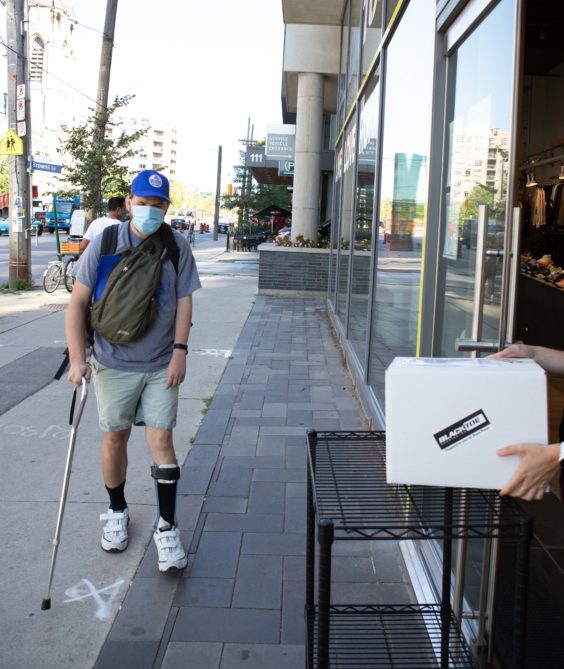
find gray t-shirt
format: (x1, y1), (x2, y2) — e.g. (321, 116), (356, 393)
(74, 223), (201, 372)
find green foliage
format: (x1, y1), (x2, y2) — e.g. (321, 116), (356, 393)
(57, 95), (147, 218)
(0, 158), (8, 193)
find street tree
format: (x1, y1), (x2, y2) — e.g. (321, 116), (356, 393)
(57, 95), (147, 220)
(0, 158), (8, 193)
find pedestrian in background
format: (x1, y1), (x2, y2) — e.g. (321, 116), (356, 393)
(66, 169), (201, 572)
(79, 196), (126, 254)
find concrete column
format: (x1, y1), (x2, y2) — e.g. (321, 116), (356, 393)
(292, 72), (324, 241)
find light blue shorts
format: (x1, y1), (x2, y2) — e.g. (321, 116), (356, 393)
(90, 357), (179, 432)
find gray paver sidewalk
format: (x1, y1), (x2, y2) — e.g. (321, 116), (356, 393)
(96, 296), (414, 669)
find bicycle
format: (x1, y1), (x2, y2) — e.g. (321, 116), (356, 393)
(42, 256), (76, 293)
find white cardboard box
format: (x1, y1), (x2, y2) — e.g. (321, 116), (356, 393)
(385, 357), (548, 489)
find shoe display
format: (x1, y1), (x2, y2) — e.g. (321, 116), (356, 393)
(100, 508), (129, 553)
(153, 524), (188, 572)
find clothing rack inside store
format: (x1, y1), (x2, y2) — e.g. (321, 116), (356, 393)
(520, 148), (564, 173)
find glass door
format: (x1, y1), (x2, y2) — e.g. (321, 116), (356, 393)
(434, 0), (521, 359)
(426, 0), (523, 662)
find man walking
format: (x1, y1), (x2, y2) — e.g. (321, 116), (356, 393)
(65, 170), (201, 572)
(79, 196), (126, 254)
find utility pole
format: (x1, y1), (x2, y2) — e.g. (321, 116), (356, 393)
(213, 145), (222, 241)
(6, 0), (31, 288)
(91, 0), (118, 221)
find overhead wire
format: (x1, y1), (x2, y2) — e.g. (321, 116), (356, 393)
(0, 36), (128, 120)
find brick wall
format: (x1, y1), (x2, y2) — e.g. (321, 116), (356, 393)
(258, 245), (330, 294)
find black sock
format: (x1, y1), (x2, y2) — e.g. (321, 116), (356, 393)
(106, 480), (127, 512)
(157, 480), (177, 527)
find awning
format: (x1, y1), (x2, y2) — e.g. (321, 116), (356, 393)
(251, 204), (292, 219)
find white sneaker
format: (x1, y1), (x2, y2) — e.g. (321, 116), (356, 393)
(153, 524), (188, 572)
(100, 508), (129, 553)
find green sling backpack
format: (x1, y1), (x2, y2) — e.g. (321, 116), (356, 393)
(89, 224), (179, 345)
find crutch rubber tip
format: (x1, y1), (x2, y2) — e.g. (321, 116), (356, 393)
(41, 598), (51, 610)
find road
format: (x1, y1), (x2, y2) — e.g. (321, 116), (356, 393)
(0, 229), (258, 287)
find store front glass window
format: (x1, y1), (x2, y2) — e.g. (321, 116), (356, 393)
(385, 0), (401, 26)
(338, 2), (350, 128)
(329, 153), (343, 306)
(368, 0), (434, 405)
(349, 74), (380, 365)
(435, 0), (513, 357)
(361, 0), (383, 77)
(335, 119), (357, 325)
(346, 0), (363, 111)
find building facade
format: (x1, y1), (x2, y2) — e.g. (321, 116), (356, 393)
(281, 0), (564, 665)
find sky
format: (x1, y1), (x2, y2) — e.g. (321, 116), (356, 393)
(66, 0), (285, 192)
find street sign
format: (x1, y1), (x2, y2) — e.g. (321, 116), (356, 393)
(0, 128), (23, 156)
(17, 121), (26, 137)
(16, 84), (25, 100)
(278, 160), (294, 176)
(16, 99), (25, 121)
(266, 124), (296, 160)
(31, 157), (62, 173)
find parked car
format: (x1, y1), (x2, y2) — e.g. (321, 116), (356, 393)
(170, 218), (185, 230)
(217, 220), (230, 234)
(0, 218), (9, 235)
(276, 227), (291, 240)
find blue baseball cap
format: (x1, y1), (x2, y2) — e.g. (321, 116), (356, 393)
(130, 169), (170, 202)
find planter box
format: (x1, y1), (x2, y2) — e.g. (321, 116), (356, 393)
(258, 243), (330, 295)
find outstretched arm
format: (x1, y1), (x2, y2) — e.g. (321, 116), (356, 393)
(498, 443), (560, 500)
(490, 344), (564, 375)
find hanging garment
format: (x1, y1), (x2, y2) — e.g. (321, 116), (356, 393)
(532, 187), (547, 228)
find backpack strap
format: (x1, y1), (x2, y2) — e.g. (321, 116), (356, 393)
(159, 224), (180, 274)
(99, 221), (179, 273)
(100, 222), (121, 255)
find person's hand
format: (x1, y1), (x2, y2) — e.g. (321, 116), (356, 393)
(497, 443), (560, 500)
(67, 361), (91, 388)
(488, 343), (535, 360)
(166, 350), (187, 389)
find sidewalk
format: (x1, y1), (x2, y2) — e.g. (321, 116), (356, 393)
(0, 241), (415, 668)
(95, 296), (415, 669)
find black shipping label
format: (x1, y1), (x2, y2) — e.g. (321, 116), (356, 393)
(433, 410), (490, 451)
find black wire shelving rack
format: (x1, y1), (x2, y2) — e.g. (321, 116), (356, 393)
(305, 430), (532, 669)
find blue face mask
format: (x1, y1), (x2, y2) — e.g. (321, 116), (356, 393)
(132, 205), (165, 235)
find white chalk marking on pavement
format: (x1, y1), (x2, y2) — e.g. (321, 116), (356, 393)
(193, 348), (232, 358)
(0, 423), (70, 440)
(64, 578), (125, 621)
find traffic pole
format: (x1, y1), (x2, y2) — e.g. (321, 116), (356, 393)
(213, 145), (222, 242)
(6, 0), (31, 288)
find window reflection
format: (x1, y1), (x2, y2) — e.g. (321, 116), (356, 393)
(347, 0), (363, 109)
(338, 2), (350, 127)
(349, 75), (380, 365)
(362, 0), (383, 76)
(335, 120), (357, 325)
(435, 0), (513, 357)
(368, 0), (434, 405)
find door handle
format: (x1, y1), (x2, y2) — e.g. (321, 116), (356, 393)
(455, 338), (499, 353)
(504, 207), (522, 345)
(454, 205), (495, 355)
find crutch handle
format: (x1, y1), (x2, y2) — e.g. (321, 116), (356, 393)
(69, 378), (88, 429)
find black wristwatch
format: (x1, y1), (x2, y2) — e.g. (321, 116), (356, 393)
(173, 343), (188, 354)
